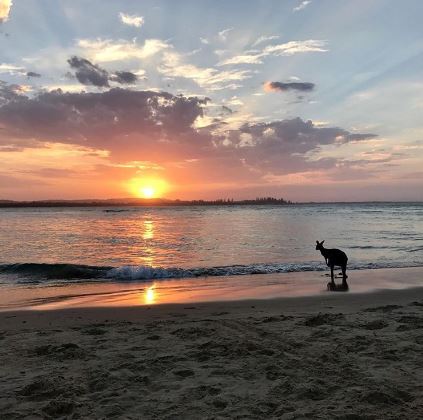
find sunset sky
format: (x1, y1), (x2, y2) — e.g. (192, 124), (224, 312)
(0, 0), (422, 201)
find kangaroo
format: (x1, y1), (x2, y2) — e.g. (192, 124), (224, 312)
(315, 240), (348, 286)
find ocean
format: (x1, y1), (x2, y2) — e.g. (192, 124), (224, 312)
(0, 203), (422, 287)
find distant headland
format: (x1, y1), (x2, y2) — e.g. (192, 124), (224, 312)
(0, 197), (293, 208)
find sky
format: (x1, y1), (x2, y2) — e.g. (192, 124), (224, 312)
(0, 0), (422, 202)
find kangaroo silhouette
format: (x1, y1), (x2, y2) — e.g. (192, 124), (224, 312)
(315, 240), (348, 286)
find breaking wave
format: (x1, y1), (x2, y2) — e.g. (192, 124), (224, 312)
(0, 260), (422, 285)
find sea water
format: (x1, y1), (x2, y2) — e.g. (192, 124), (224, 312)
(0, 203), (422, 286)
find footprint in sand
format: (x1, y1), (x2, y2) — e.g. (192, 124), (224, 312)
(32, 343), (85, 360)
(363, 305), (402, 313)
(19, 376), (74, 400)
(212, 399), (228, 410)
(265, 365), (280, 381)
(256, 316), (280, 323)
(361, 320), (388, 330)
(303, 313), (345, 327)
(42, 399), (75, 417)
(173, 369), (195, 378)
(146, 334), (161, 340)
(190, 385), (221, 399)
(396, 315), (423, 331)
(81, 327), (107, 336)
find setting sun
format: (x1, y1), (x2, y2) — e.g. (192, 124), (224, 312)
(128, 178), (168, 199)
(141, 186), (155, 198)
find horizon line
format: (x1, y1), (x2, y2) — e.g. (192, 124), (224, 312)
(0, 197), (422, 206)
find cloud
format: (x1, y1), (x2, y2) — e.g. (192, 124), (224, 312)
(0, 63), (25, 75)
(219, 39), (328, 66)
(68, 56), (110, 87)
(0, 80), (23, 104)
(159, 51), (252, 91)
(230, 118), (377, 175)
(293, 1), (312, 12)
(77, 38), (170, 62)
(119, 12), (144, 28)
(26, 71), (41, 78)
(0, 0), (12, 23)
(68, 56), (139, 87)
(218, 54), (263, 66)
(218, 28), (234, 42)
(262, 39), (327, 56)
(0, 85), (209, 152)
(0, 83), (377, 183)
(264, 81), (315, 93)
(110, 71), (137, 84)
(252, 35), (280, 47)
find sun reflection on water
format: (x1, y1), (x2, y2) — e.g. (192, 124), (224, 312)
(142, 220), (154, 240)
(144, 284), (156, 304)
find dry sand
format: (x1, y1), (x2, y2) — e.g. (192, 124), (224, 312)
(2, 284), (423, 419)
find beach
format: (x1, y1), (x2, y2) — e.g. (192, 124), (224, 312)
(2, 271), (423, 419)
(0, 205), (422, 418)
(2, 0), (423, 417)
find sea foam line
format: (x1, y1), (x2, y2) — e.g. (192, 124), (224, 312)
(1, 260), (422, 284)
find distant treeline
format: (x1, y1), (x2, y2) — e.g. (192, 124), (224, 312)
(0, 197), (293, 208)
(180, 197), (293, 205)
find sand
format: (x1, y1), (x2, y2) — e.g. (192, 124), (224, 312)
(2, 284), (423, 419)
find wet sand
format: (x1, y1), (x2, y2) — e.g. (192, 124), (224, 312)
(2, 274), (423, 419)
(2, 267), (423, 311)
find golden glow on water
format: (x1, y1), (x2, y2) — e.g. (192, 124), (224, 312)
(128, 177), (168, 199)
(140, 220), (155, 266)
(144, 284), (156, 304)
(142, 220), (154, 240)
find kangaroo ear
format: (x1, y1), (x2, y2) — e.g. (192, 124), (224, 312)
(316, 240), (319, 244)
(321, 240), (325, 244)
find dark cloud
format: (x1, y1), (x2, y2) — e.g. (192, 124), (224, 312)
(68, 56), (110, 87)
(264, 81), (315, 92)
(0, 81), (23, 105)
(110, 71), (137, 84)
(0, 82), (377, 180)
(67, 56), (140, 87)
(26, 71), (41, 78)
(224, 118), (377, 175)
(0, 86), (209, 148)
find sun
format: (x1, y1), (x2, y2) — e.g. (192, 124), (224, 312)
(141, 186), (155, 199)
(128, 177), (168, 199)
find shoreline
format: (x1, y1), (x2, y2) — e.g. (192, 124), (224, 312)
(2, 282), (423, 418)
(3, 283), (423, 326)
(1, 266), (422, 312)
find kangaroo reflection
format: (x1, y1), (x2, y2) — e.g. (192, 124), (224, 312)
(327, 281), (349, 292)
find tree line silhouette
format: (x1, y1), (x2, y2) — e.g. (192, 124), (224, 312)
(0, 197), (293, 207)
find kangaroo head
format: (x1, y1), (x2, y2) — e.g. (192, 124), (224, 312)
(315, 240), (325, 251)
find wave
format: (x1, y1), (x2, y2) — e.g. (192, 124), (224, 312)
(0, 263), (112, 281)
(0, 260), (422, 284)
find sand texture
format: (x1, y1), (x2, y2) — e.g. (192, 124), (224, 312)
(2, 287), (423, 419)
